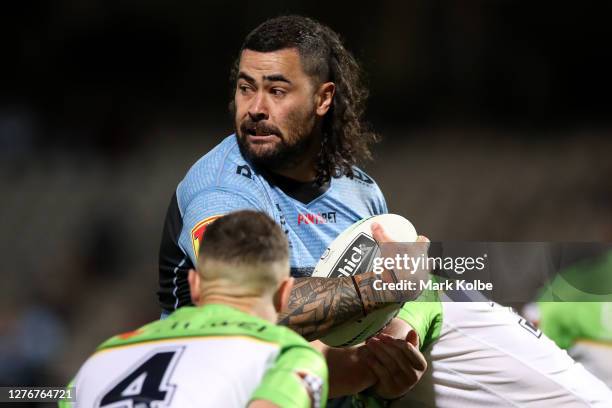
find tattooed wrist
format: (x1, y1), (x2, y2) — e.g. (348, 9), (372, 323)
(353, 271), (401, 314)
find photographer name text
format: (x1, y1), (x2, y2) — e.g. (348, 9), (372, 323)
(373, 279), (493, 292)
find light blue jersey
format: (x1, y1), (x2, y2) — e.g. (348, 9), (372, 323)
(158, 134), (387, 312)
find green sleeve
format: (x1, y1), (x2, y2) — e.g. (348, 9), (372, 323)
(57, 380), (74, 408)
(57, 399), (71, 408)
(250, 345), (328, 408)
(537, 302), (576, 349)
(396, 289), (443, 350)
(538, 301), (612, 348)
(537, 252), (612, 348)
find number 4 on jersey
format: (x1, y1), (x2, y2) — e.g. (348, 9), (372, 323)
(98, 347), (184, 407)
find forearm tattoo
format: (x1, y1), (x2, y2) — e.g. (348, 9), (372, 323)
(278, 276), (363, 340)
(278, 272), (398, 340)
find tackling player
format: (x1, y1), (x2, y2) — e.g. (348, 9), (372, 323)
(63, 211), (328, 408)
(388, 297), (612, 407)
(157, 15), (428, 399)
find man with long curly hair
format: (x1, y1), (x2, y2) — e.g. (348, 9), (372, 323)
(158, 15), (427, 403)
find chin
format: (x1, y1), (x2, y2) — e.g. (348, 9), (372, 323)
(239, 137), (280, 163)
(248, 144), (279, 160)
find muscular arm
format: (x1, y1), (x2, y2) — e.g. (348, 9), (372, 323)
(278, 271), (402, 341)
(279, 227), (429, 340)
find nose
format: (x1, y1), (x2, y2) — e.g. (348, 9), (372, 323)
(248, 91), (269, 122)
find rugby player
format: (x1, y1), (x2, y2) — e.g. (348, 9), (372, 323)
(63, 211), (328, 407)
(156, 14), (612, 407)
(387, 298), (612, 407)
(158, 15), (429, 399)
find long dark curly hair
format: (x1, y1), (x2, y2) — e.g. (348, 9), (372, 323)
(230, 15), (379, 184)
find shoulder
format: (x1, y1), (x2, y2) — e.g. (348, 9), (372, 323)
(335, 166), (384, 194)
(96, 318), (169, 352)
(333, 166), (388, 213)
(240, 318), (324, 367)
(176, 134), (265, 210)
(251, 324), (328, 408)
(275, 328), (326, 377)
(270, 324), (318, 351)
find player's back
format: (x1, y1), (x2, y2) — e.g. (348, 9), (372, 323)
(67, 304), (327, 407)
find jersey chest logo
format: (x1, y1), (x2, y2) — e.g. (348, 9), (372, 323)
(297, 211), (337, 225)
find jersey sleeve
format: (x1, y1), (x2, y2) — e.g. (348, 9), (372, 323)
(396, 289), (443, 350)
(57, 379), (75, 408)
(372, 181), (388, 215)
(250, 345), (328, 408)
(537, 302), (575, 349)
(179, 188), (269, 264)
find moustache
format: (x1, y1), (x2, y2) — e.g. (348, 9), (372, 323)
(240, 120), (282, 138)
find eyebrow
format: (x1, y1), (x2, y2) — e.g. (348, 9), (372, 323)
(238, 72), (292, 85)
(263, 74), (292, 84)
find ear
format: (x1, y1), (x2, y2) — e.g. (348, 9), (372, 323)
(273, 277), (295, 313)
(188, 269), (201, 305)
(315, 82), (335, 117)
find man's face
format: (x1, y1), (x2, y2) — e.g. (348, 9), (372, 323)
(234, 48), (320, 171)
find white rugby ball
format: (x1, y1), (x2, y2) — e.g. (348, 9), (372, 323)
(313, 214), (418, 347)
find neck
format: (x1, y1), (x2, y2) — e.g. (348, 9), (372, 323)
(273, 159), (317, 182)
(198, 294), (278, 323)
(271, 126), (323, 182)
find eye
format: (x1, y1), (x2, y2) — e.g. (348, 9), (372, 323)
(271, 88), (286, 97)
(238, 84), (253, 95)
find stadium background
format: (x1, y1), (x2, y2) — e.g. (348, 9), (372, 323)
(1, 0), (611, 395)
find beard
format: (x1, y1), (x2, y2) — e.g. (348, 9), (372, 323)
(235, 107), (319, 172)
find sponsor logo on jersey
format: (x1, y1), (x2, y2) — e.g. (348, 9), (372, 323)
(236, 164), (253, 179)
(191, 215), (223, 259)
(297, 211), (337, 225)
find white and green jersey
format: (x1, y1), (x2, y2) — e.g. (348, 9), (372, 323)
(388, 290), (612, 407)
(62, 304), (328, 408)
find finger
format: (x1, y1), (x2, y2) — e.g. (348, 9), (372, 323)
(363, 344), (405, 393)
(371, 222), (394, 243)
(375, 335), (420, 376)
(366, 337), (402, 375)
(379, 330), (427, 370)
(363, 344), (394, 385)
(398, 340), (427, 372)
(414, 236), (430, 256)
(376, 333), (426, 371)
(375, 332), (399, 341)
(406, 330), (419, 348)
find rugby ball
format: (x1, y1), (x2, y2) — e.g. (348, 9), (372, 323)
(313, 214), (418, 347)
